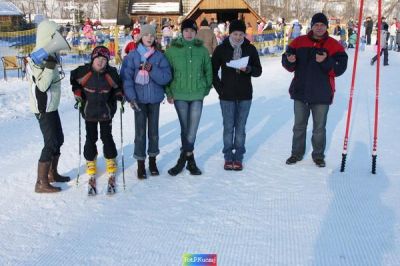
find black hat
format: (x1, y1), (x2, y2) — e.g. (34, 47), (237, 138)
(229, 19), (246, 34)
(311, 13), (329, 28)
(181, 19), (198, 33)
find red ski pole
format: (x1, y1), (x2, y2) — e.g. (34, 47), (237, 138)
(372, 0), (382, 174)
(340, 0), (365, 172)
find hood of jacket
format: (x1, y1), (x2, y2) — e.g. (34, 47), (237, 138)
(34, 20), (60, 51)
(170, 37), (204, 48)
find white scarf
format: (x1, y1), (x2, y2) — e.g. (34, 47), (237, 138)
(228, 36), (244, 60)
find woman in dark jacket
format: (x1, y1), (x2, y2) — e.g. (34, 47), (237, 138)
(71, 46), (124, 195)
(212, 20), (262, 171)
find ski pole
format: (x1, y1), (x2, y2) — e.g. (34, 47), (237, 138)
(372, 0), (383, 174)
(340, 0), (365, 172)
(120, 102), (126, 190)
(75, 101), (82, 186)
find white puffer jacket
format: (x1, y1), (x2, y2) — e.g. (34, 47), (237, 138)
(28, 20), (62, 114)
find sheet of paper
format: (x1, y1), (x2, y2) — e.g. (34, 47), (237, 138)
(226, 56), (249, 69)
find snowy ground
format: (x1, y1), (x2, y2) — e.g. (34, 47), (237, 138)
(0, 46), (400, 265)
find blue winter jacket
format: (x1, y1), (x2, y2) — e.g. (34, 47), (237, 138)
(122, 49), (172, 104)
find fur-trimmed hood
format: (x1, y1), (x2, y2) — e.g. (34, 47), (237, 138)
(34, 20), (60, 51)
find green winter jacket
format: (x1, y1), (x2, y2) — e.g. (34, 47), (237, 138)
(28, 21), (62, 114)
(165, 37), (212, 101)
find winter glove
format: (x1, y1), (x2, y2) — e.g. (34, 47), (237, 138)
(141, 62), (152, 72)
(44, 56), (57, 70)
(74, 89), (83, 103)
(130, 100), (141, 112)
(115, 92), (125, 103)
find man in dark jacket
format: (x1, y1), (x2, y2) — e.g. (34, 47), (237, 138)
(365, 16), (374, 45)
(212, 19), (262, 171)
(282, 13), (348, 167)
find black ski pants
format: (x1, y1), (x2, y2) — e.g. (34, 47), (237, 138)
(36, 111), (64, 162)
(84, 120), (117, 161)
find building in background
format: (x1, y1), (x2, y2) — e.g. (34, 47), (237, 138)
(0, 1), (26, 31)
(185, 0), (262, 28)
(129, 0), (182, 29)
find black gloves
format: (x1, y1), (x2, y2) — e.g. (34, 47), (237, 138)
(44, 56), (57, 69)
(140, 62), (152, 72)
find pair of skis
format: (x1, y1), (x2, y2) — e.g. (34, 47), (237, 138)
(88, 175), (116, 196)
(340, 0), (382, 174)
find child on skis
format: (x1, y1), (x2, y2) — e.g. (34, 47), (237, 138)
(70, 46), (124, 195)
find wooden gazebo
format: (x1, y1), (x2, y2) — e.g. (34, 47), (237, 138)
(185, 0), (262, 28)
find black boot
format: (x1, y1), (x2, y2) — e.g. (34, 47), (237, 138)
(149, 156), (159, 176)
(48, 155), (71, 183)
(186, 153), (202, 175)
(168, 152), (186, 176)
(137, 160), (147, 179)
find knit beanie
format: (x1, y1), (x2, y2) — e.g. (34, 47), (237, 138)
(131, 28), (140, 37)
(137, 24), (156, 42)
(91, 45), (110, 62)
(229, 20), (246, 34)
(181, 19), (198, 33)
(311, 13), (329, 28)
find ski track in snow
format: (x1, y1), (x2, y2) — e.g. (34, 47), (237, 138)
(0, 49), (400, 265)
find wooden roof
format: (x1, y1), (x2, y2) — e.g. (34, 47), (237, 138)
(186, 0), (262, 20)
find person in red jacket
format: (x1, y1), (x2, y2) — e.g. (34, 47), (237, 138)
(282, 13), (348, 167)
(122, 28), (140, 58)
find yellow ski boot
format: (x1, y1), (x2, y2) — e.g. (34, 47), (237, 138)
(86, 160), (97, 176)
(106, 158), (117, 177)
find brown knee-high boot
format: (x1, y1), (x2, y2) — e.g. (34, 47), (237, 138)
(35, 161), (61, 193)
(48, 155), (71, 183)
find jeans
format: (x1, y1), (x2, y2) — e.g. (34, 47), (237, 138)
(134, 103), (160, 160)
(36, 111), (64, 162)
(220, 100), (252, 162)
(366, 33), (372, 45)
(84, 120), (117, 161)
(174, 100), (203, 153)
(389, 35), (396, 50)
(291, 100), (329, 160)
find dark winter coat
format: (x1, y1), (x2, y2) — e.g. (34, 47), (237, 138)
(122, 48), (172, 104)
(365, 20), (374, 35)
(282, 31), (348, 105)
(211, 38), (262, 101)
(71, 64), (122, 122)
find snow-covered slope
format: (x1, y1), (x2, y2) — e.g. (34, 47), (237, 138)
(0, 48), (399, 265)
